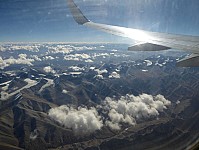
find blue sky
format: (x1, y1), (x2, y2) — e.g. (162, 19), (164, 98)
(0, 0), (199, 43)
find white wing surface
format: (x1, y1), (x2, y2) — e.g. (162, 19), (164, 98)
(67, 0), (199, 67)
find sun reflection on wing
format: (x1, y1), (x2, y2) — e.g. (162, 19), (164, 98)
(123, 28), (153, 42)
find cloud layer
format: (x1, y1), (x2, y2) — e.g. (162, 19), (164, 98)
(0, 45), (40, 52)
(0, 54), (34, 69)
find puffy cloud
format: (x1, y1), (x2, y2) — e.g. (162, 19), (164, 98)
(111, 49), (118, 52)
(48, 105), (103, 135)
(43, 56), (55, 60)
(43, 66), (56, 74)
(0, 57), (9, 69)
(64, 53), (91, 61)
(30, 55), (42, 61)
(70, 45), (96, 51)
(69, 66), (85, 71)
(106, 121), (121, 130)
(47, 45), (72, 54)
(91, 53), (109, 59)
(109, 72), (120, 79)
(103, 94), (171, 130)
(89, 67), (95, 70)
(48, 94), (171, 134)
(18, 54), (27, 59)
(80, 54), (91, 59)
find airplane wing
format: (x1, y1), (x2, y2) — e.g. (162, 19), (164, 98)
(67, 0), (199, 67)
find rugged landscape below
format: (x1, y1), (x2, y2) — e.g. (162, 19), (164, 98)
(0, 43), (199, 150)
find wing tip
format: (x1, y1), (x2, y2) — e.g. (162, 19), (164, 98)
(67, 0), (90, 25)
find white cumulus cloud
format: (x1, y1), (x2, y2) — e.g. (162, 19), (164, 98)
(48, 93), (171, 134)
(69, 66), (85, 72)
(48, 105), (103, 135)
(109, 72), (120, 79)
(70, 45), (96, 51)
(43, 56), (55, 60)
(43, 66), (56, 74)
(47, 45), (72, 54)
(103, 94), (171, 130)
(64, 53), (91, 62)
(30, 55), (42, 61)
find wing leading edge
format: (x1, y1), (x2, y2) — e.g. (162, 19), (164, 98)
(67, 0), (199, 67)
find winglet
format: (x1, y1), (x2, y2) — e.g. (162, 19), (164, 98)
(176, 54), (199, 67)
(67, 0), (90, 25)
